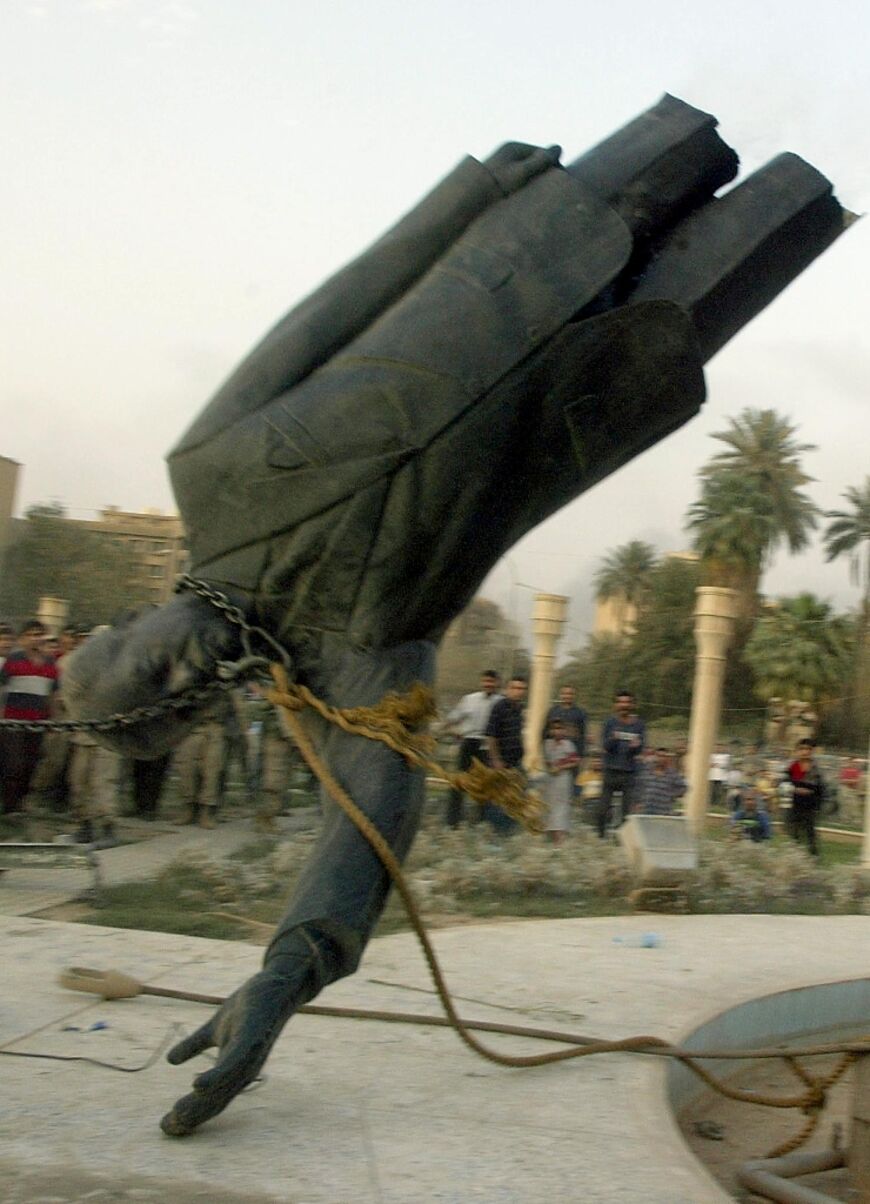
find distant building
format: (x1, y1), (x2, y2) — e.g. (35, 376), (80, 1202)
(592, 593), (637, 638)
(592, 551), (699, 638)
(80, 506), (187, 607)
(0, 456), (21, 559)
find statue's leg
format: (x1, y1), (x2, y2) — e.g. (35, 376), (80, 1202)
(268, 635), (435, 973)
(159, 635), (435, 1136)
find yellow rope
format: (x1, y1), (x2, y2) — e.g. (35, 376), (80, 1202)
(263, 664), (859, 1155)
(265, 665), (546, 832)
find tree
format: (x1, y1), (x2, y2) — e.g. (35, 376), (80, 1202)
(559, 634), (630, 720)
(628, 555), (701, 716)
(686, 474), (777, 597)
(823, 478), (870, 608)
(0, 503), (140, 625)
(743, 594), (854, 713)
(436, 597), (525, 702)
(686, 409), (819, 623)
(823, 477), (870, 743)
(562, 555), (701, 724)
(594, 540), (657, 607)
(700, 407), (819, 555)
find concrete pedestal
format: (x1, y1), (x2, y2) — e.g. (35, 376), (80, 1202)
(2, 914), (868, 1203)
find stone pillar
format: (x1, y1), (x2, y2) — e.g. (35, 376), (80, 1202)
(524, 593), (568, 772)
(684, 587), (740, 837)
(37, 596), (69, 636)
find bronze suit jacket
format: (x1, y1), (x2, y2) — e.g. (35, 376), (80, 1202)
(169, 155), (705, 649)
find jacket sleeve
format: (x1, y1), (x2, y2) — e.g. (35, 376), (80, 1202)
(172, 156), (506, 454)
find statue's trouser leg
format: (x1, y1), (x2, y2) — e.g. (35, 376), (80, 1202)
(262, 638), (435, 989)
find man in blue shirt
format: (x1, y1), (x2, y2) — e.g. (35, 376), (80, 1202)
(597, 690), (645, 837)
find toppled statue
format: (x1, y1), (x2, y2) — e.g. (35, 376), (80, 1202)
(64, 95), (850, 1135)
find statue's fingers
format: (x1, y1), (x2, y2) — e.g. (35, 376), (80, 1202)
(166, 1022), (215, 1066)
(191, 1037), (267, 1094)
(159, 1082), (239, 1137)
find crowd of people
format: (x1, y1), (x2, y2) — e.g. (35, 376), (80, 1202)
(0, 617), (313, 842)
(442, 668), (864, 857)
(1, 626), (864, 858)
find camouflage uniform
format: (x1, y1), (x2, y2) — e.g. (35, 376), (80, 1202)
(173, 707), (228, 828)
(69, 732), (121, 840)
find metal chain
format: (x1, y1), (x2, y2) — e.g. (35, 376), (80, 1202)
(0, 679), (231, 734)
(0, 575), (291, 735)
(173, 574), (293, 673)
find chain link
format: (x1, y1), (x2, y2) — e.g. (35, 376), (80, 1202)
(0, 679), (231, 734)
(0, 576), (291, 735)
(173, 573), (293, 672)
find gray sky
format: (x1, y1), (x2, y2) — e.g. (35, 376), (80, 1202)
(3, 0), (868, 649)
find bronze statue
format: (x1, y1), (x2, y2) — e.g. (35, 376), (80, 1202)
(63, 95), (849, 1135)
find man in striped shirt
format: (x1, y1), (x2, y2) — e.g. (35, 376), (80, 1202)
(0, 619), (59, 813)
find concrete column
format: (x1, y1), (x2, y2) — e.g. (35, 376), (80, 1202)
(524, 593), (567, 772)
(37, 596), (69, 636)
(684, 587), (740, 837)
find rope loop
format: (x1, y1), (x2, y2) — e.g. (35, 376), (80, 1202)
(264, 664), (546, 833)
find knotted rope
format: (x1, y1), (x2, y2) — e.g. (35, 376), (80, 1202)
(264, 665), (545, 832)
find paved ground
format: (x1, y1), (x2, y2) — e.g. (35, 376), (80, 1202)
(0, 913), (868, 1202)
(0, 808), (319, 916)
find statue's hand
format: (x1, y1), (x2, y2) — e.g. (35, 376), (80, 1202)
(160, 966), (298, 1137)
(62, 593), (244, 758)
(483, 142), (562, 195)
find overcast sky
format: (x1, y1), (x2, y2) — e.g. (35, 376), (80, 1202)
(3, 0), (868, 649)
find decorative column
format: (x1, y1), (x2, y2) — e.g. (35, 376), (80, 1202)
(37, 596), (69, 636)
(684, 587), (740, 836)
(524, 593), (568, 772)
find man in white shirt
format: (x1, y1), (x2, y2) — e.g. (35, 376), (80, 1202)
(708, 743), (730, 809)
(444, 669), (501, 827)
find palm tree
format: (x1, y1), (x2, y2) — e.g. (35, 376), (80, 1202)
(823, 478), (870, 608)
(687, 409), (819, 610)
(700, 408), (820, 557)
(594, 540), (657, 606)
(823, 478), (870, 740)
(744, 594), (854, 712)
(594, 541), (657, 640)
(686, 473), (777, 597)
